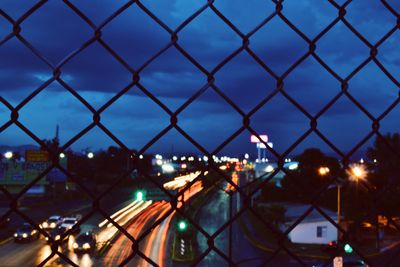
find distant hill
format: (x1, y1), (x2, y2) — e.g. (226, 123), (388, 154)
(0, 144), (39, 154)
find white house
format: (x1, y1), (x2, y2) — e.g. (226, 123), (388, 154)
(283, 204), (339, 244)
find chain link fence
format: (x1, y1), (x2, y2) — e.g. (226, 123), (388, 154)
(1, 0), (400, 266)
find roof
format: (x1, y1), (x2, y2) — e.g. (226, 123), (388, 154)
(284, 204), (338, 224)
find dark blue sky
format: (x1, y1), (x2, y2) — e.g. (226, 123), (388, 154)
(1, 0), (399, 158)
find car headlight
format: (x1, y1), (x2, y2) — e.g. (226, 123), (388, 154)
(31, 230), (37, 235)
(50, 222), (56, 228)
(45, 237), (49, 241)
(42, 222), (48, 228)
(14, 233), (18, 238)
(68, 226), (72, 230)
(82, 243), (91, 249)
(22, 233), (28, 238)
(55, 235), (60, 241)
(73, 243), (78, 249)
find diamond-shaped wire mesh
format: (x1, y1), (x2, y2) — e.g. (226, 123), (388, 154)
(1, 0), (400, 266)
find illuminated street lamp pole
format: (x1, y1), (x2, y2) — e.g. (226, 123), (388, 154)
(319, 164), (368, 243)
(318, 166), (341, 242)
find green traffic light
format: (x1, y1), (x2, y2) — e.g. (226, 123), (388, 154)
(344, 243), (353, 253)
(136, 191), (144, 201)
(178, 221), (187, 231)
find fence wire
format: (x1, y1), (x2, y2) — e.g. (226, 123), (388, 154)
(1, 0), (400, 266)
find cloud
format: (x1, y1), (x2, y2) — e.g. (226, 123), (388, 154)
(1, 1), (399, 154)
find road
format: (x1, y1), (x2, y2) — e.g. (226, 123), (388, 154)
(0, 171), (204, 267)
(103, 201), (174, 266)
(0, 187), (145, 267)
(103, 179), (203, 266)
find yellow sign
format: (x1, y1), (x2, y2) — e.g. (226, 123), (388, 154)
(25, 150), (49, 162)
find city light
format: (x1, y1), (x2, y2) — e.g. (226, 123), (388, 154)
(318, 167), (330, 176)
(288, 162), (298, 170)
(178, 221), (187, 231)
(172, 156), (178, 161)
(87, 152), (94, 159)
(347, 164), (367, 182)
(265, 165), (274, 173)
(136, 191), (144, 201)
(59, 153), (65, 159)
(162, 164), (175, 173)
(4, 151), (13, 159)
(244, 153), (249, 159)
(344, 243), (353, 253)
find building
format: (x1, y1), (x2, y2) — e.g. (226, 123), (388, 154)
(282, 204), (339, 244)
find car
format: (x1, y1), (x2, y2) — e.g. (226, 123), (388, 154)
(40, 215), (63, 230)
(72, 231), (97, 253)
(14, 223), (40, 242)
(45, 227), (69, 243)
(60, 217), (80, 233)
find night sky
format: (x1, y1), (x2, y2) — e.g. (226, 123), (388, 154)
(1, 0), (399, 158)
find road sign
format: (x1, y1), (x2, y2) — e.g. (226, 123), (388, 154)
(333, 256), (343, 267)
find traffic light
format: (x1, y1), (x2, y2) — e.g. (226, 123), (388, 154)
(136, 191), (144, 201)
(344, 243), (353, 253)
(178, 220), (187, 231)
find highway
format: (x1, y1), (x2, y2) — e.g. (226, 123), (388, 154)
(0, 172), (203, 266)
(104, 179), (203, 266)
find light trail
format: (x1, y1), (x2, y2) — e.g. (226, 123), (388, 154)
(163, 171), (202, 190)
(97, 200), (153, 244)
(104, 171), (205, 266)
(105, 204), (159, 266)
(104, 202), (168, 266)
(98, 200), (141, 228)
(142, 204), (172, 267)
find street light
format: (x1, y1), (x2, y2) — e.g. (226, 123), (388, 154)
(4, 151), (13, 159)
(318, 166), (330, 176)
(87, 152), (94, 159)
(319, 164), (369, 243)
(347, 164), (367, 182)
(318, 166), (341, 242)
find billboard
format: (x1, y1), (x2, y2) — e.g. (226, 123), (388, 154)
(250, 134), (268, 143)
(25, 150), (50, 184)
(25, 150), (49, 162)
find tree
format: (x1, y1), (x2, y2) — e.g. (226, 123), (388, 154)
(367, 133), (400, 187)
(367, 133), (400, 216)
(281, 148), (342, 203)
